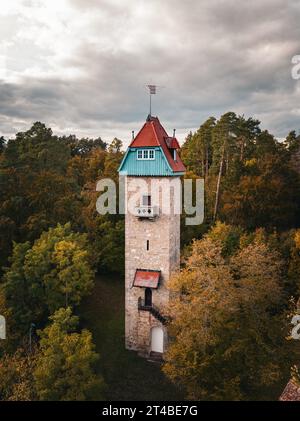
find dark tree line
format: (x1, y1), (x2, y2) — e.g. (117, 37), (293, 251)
(1, 115), (300, 401)
(0, 122), (124, 274)
(181, 112), (300, 235)
(0, 122), (121, 400)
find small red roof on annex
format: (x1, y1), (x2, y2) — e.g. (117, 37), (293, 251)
(133, 269), (161, 289)
(129, 116), (186, 173)
(165, 137), (180, 149)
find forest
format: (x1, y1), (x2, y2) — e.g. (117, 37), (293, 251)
(1, 112), (300, 401)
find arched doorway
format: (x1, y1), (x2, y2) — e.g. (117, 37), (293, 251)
(151, 326), (164, 353)
(145, 288), (152, 307)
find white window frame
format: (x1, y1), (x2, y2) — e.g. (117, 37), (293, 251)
(136, 149), (155, 160)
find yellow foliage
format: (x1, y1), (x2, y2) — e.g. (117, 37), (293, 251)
(294, 230), (300, 250)
(164, 229), (286, 400)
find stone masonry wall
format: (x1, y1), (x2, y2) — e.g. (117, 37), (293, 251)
(124, 176), (181, 355)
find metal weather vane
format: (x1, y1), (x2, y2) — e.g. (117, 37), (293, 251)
(146, 84), (166, 116)
(147, 84), (157, 116)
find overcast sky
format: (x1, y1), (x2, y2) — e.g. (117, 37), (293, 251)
(0, 0), (299, 146)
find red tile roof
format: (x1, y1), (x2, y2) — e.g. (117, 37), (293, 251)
(129, 116), (186, 173)
(133, 269), (161, 288)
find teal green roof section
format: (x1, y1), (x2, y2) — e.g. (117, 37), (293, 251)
(118, 147), (183, 176)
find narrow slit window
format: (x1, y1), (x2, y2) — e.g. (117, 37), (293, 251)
(145, 288), (152, 306)
(146, 240), (149, 250)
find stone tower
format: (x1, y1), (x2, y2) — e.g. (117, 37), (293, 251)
(118, 115), (185, 357)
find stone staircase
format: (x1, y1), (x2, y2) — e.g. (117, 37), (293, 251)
(138, 297), (168, 325)
(149, 305), (168, 325)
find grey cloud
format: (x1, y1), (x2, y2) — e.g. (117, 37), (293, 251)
(0, 0), (299, 144)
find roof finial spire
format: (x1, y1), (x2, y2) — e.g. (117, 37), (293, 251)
(147, 84), (157, 116)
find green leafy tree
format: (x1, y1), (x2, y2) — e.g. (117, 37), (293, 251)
(34, 307), (105, 401)
(284, 130), (300, 153)
(103, 138), (124, 181)
(2, 223), (94, 337)
(211, 112), (238, 220)
(0, 122), (82, 268)
(60, 134), (107, 157)
(221, 152), (300, 230)
(80, 139), (125, 273)
(0, 136), (5, 154)
(5, 122), (70, 173)
(181, 117), (215, 178)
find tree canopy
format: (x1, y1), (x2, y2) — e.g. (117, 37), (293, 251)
(181, 112), (300, 236)
(34, 307), (105, 401)
(164, 224), (294, 400)
(2, 223), (94, 339)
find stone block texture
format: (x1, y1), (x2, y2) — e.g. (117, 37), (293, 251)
(124, 176), (181, 356)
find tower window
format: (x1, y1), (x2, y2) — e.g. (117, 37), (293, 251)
(145, 288), (152, 307)
(142, 195), (151, 206)
(136, 149), (155, 160)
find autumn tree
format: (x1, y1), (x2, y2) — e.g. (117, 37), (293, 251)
(288, 295), (300, 388)
(287, 230), (300, 296)
(163, 226), (291, 400)
(34, 307), (105, 401)
(67, 148), (107, 188)
(0, 349), (36, 401)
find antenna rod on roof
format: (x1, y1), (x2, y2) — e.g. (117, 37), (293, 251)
(147, 84), (157, 116)
(132, 130), (134, 140)
(173, 129), (176, 137)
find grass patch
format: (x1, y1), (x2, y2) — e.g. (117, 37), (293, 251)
(80, 273), (184, 401)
